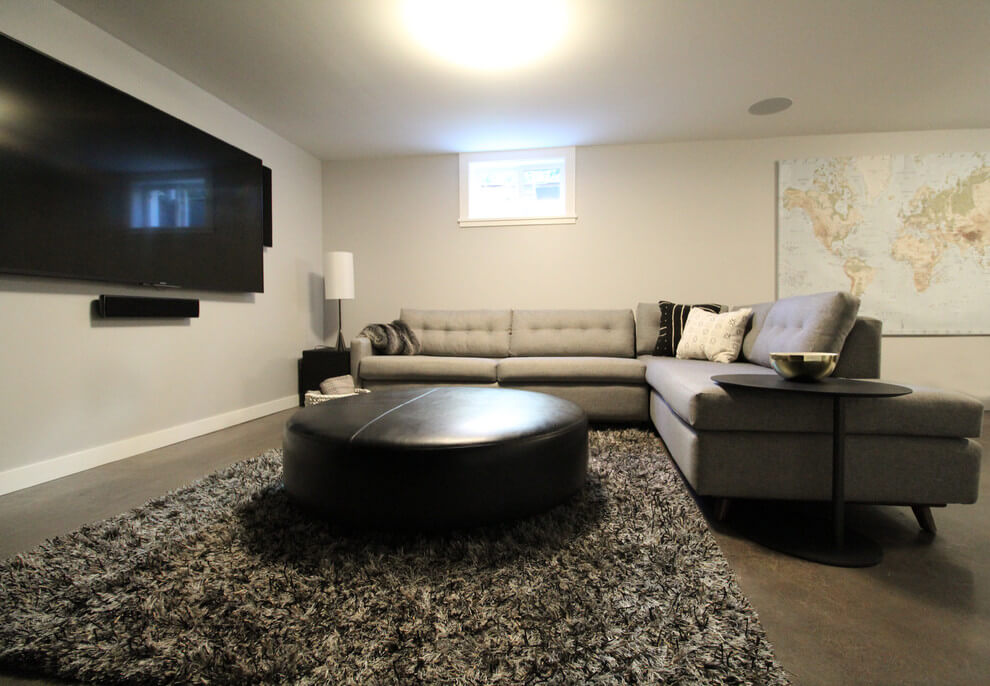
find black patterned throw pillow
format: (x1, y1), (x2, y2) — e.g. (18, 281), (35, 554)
(653, 301), (721, 357)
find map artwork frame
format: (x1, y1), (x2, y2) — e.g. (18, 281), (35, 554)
(776, 153), (990, 335)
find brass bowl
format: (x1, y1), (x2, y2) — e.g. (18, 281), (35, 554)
(769, 352), (838, 381)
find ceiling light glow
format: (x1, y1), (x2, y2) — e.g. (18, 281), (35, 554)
(403, 0), (568, 71)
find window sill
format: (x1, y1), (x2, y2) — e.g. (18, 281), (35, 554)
(459, 215), (577, 228)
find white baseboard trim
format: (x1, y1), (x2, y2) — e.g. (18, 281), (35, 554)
(0, 395), (298, 497)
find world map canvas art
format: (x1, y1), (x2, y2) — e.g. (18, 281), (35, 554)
(777, 153), (989, 335)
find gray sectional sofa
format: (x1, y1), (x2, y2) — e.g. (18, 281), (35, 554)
(351, 296), (983, 528)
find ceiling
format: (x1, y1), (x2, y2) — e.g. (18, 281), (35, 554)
(54, 0), (990, 161)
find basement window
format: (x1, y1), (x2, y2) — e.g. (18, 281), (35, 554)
(459, 147), (576, 227)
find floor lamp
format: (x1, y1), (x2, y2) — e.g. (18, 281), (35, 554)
(324, 251), (354, 351)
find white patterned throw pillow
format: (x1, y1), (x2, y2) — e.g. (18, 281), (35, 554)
(676, 307), (753, 363)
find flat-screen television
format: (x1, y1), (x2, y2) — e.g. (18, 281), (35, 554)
(0, 33), (264, 292)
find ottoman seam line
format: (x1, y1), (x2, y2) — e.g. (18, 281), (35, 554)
(349, 388), (439, 442)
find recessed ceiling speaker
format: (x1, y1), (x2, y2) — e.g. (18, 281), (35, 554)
(95, 295), (200, 319)
(748, 97), (793, 115)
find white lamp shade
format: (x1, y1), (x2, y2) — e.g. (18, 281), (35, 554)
(323, 251), (355, 300)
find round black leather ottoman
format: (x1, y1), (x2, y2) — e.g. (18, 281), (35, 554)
(282, 387), (588, 529)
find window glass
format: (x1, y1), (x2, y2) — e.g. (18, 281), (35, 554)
(459, 147), (575, 226)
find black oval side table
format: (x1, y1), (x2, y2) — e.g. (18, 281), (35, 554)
(712, 374), (912, 567)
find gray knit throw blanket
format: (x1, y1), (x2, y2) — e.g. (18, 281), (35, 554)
(359, 320), (422, 355)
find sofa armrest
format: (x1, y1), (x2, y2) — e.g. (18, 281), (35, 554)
(350, 336), (373, 387)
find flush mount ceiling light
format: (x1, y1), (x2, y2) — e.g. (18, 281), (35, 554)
(403, 0), (568, 71)
(748, 97), (793, 115)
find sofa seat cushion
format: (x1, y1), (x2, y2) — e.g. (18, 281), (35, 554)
(497, 356), (646, 384)
(641, 355), (983, 438)
(360, 355), (498, 383)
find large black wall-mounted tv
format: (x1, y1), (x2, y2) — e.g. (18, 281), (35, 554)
(0, 33), (264, 292)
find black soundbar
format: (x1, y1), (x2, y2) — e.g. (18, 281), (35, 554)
(95, 295), (200, 318)
(262, 165), (273, 248)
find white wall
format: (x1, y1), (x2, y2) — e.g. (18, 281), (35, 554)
(324, 131), (990, 405)
(0, 1), (324, 492)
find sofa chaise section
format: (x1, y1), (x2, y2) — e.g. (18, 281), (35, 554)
(636, 298), (983, 519)
(646, 356), (982, 505)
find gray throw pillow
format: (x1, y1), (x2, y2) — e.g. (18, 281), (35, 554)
(749, 291), (861, 368)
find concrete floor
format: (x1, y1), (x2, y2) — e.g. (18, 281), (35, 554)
(707, 414), (990, 685)
(0, 410), (986, 685)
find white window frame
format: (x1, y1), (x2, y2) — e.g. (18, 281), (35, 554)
(458, 146), (577, 227)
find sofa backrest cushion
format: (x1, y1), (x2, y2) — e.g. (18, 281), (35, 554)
(400, 309), (511, 357)
(732, 303), (881, 377)
(510, 309), (636, 357)
(748, 291), (861, 368)
(832, 316), (882, 378)
(635, 302), (661, 356)
(634, 301), (726, 356)
(730, 300), (775, 362)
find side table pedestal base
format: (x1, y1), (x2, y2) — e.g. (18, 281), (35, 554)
(734, 513), (883, 568)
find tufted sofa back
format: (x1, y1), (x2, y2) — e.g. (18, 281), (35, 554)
(509, 310), (636, 357)
(398, 308), (637, 358)
(634, 297), (881, 378)
(401, 309), (511, 357)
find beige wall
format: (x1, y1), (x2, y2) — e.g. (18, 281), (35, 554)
(0, 1), (325, 486)
(324, 131), (990, 405)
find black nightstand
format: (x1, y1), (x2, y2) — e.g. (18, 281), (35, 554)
(297, 348), (351, 406)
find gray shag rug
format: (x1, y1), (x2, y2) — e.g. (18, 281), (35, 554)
(0, 429), (788, 684)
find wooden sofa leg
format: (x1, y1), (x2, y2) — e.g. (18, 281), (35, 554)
(714, 498), (732, 522)
(912, 505), (938, 534)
